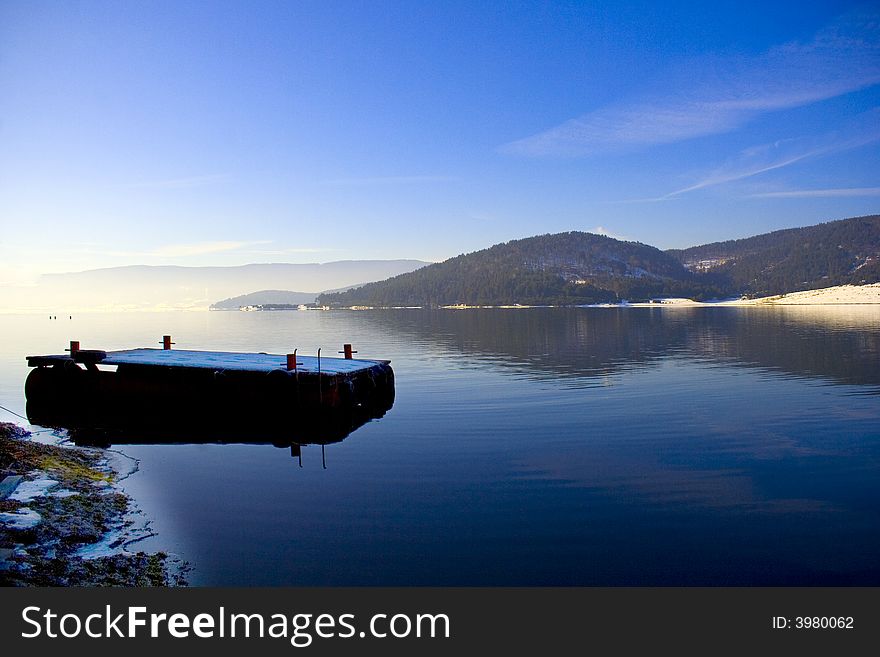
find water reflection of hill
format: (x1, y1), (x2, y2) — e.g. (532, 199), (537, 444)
(686, 306), (880, 387)
(365, 307), (880, 388)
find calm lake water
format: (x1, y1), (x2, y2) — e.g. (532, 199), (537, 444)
(2, 307), (879, 585)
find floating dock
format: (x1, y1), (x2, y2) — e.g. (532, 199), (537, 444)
(25, 338), (394, 440)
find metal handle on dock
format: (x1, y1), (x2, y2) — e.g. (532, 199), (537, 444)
(339, 344), (358, 359)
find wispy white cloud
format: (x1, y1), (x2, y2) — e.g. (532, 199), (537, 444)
(319, 175), (456, 185)
(604, 195), (675, 205)
(151, 240), (268, 257)
(588, 226), (630, 241)
(243, 247), (335, 256)
(123, 174), (231, 189)
(107, 240), (271, 258)
(612, 109), (880, 202)
(501, 10), (880, 157)
(667, 149), (826, 196)
(666, 109), (880, 197)
(749, 186), (880, 199)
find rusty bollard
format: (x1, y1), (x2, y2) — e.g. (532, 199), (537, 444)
(286, 349), (302, 370)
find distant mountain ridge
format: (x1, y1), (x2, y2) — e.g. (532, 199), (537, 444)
(210, 290), (319, 309)
(319, 215), (880, 306)
(18, 260), (429, 312)
(211, 281), (378, 309)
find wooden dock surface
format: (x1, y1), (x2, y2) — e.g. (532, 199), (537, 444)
(101, 348), (388, 374)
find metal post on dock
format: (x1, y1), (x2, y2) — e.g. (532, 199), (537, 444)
(317, 348), (322, 403)
(339, 343), (357, 359)
(162, 335), (174, 350)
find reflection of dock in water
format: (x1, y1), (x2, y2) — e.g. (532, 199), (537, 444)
(24, 337), (395, 466)
(64, 403), (390, 468)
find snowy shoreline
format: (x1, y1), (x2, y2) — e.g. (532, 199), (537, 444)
(606, 283), (880, 308)
(0, 422), (187, 586)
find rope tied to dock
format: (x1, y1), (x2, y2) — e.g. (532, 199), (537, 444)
(0, 403), (28, 422)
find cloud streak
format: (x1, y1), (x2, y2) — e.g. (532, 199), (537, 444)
(243, 246), (335, 256)
(749, 186), (880, 199)
(150, 241), (268, 257)
(668, 148), (826, 196)
(666, 109), (880, 197)
(501, 10), (880, 157)
(318, 175), (456, 185)
(107, 240), (271, 258)
(609, 108), (880, 203)
(123, 174), (231, 189)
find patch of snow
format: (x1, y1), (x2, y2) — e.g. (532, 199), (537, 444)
(104, 348), (379, 374)
(718, 283), (880, 305)
(626, 298), (702, 307)
(48, 489), (79, 499)
(75, 529), (126, 560)
(26, 428), (69, 447)
(9, 478), (59, 502)
(589, 283), (880, 308)
(0, 508), (42, 529)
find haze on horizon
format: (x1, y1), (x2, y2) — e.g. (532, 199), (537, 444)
(1, 0), (878, 291)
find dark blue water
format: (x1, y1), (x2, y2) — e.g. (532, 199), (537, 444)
(2, 307), (879, 585)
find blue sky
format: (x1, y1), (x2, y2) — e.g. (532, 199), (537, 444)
(1, 0), (878, 282)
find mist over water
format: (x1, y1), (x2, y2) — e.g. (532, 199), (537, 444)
(1, 307), (879, 585)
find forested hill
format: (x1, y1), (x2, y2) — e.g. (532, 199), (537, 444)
(318, 216), (880, 306)
(318, 232), (697, 306)
(668, 215), (880, 296)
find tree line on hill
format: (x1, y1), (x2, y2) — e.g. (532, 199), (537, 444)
(318, 215), (880, 306)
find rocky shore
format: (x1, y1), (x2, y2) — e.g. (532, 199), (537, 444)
(0, 422), (186, 586)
